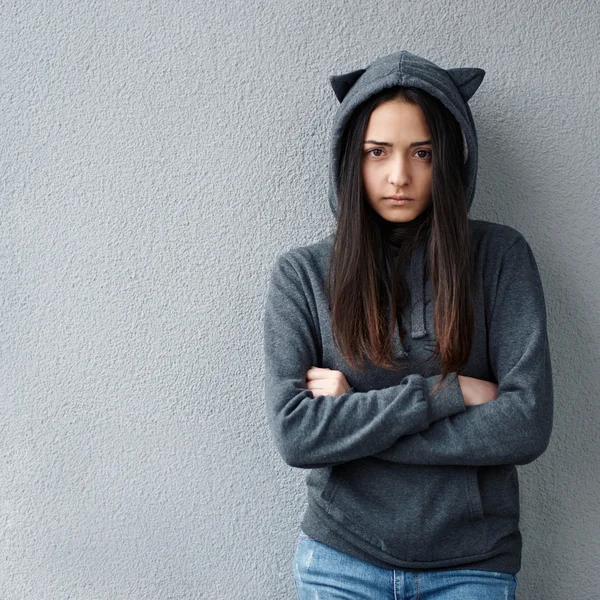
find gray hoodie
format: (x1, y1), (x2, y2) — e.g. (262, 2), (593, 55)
(263, 50), (553, 574)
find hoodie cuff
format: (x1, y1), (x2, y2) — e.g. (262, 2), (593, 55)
(424, 373), (466, 422)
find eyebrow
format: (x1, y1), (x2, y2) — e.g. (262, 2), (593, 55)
(363, 139), (432, 147)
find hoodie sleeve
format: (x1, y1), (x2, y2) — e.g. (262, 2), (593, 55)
(372, 236), (554, 466)
(263, 252), (466, 469)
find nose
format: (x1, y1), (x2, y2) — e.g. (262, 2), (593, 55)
(388, 155), (410, 187)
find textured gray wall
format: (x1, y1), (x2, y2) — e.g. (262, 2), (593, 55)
(2, 1), (599, 598)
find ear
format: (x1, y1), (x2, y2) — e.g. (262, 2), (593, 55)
(446, 67), (485, 102)
(329, 68), (366, 102)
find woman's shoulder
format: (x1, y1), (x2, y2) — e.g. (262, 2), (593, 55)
(270, 233), (333, 284)
(275, 234), (333, 270)
(468, 218), (528, 256)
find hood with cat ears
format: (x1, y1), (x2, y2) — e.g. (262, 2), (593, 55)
(327, 50), (485, 220)
(326, 51), (485, 357)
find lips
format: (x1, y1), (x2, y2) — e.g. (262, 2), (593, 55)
(385, 196), (414, 201)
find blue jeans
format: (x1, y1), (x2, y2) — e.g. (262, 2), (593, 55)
(294, 531), (518, 599)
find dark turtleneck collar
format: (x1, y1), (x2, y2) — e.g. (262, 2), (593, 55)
(374, 205), (432, 249)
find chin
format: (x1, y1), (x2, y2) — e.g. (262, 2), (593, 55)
(382, 209), (420, 222)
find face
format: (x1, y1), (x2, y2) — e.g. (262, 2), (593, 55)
(361, 99), (433, 223)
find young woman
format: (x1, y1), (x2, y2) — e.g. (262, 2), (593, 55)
(263, 50), (553, 599)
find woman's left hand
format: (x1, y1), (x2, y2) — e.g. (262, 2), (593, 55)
(305, 366), (352, 397)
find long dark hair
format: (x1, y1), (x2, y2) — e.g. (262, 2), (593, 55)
(327, 86), (475, 395)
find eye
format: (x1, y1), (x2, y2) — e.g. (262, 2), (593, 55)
(365, 148), (385, 157)
(415, 149), (432, 160)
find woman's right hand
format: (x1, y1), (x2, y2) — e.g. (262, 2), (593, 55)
(457, 375), (498, 407)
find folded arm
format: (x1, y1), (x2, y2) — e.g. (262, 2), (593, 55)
(263, 253), (466, 469)
(373, 236), (554, 466)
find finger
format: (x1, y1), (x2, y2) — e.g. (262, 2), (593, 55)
(307, 367), (332, 374)
(306, 367), (334, 380)
(306, 381), (326, 390)
(305, 382), (326, 394)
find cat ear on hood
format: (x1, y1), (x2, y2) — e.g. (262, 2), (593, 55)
(329, 68), (366, 103)
(446, 67), (485, 102)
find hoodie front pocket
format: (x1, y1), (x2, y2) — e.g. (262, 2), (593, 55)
(318, 460), (489, 562)
(465, 466), (485, 522)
